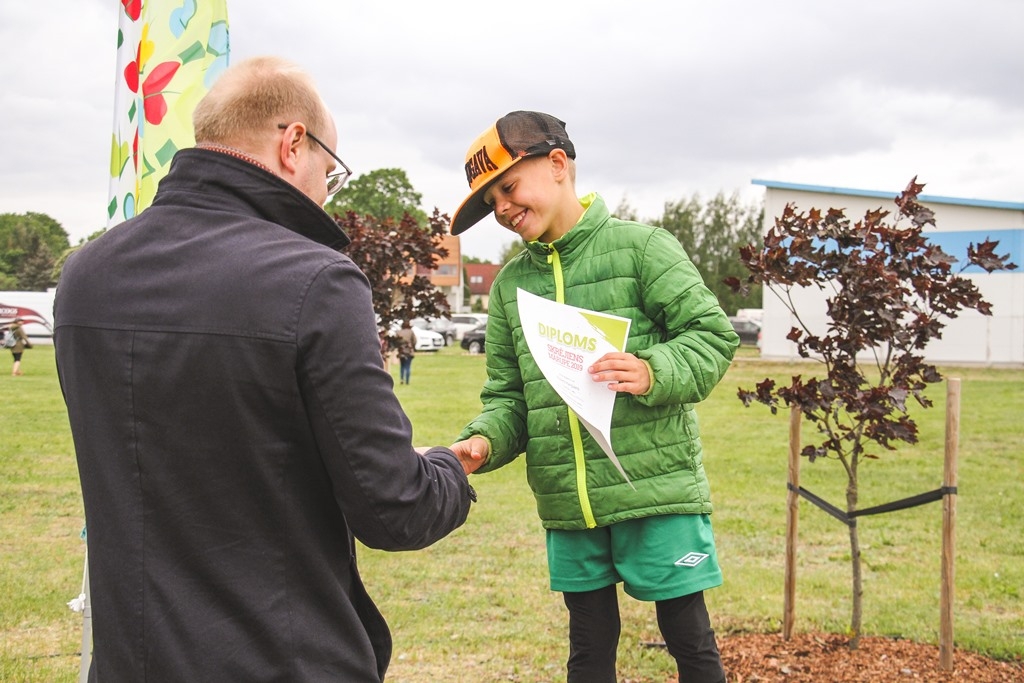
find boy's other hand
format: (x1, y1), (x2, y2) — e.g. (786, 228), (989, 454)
(449, 436), (489, 474)
(589, 352), (651, 395)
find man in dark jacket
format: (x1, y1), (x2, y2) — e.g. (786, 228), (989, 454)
(54, 56), (474, 682)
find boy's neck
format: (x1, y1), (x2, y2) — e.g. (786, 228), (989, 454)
(541, 192), (587, 244)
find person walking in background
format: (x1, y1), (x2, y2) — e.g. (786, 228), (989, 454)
(396, 321), (416, 384)
(6, 318), (31, 376)
(53, 56), (475, 682)
(448, 111), (739, 683)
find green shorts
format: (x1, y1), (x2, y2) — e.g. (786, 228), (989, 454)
(546, 514), (722, 601)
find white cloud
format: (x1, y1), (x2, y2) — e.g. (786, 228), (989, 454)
(1, 0), (1021, 261)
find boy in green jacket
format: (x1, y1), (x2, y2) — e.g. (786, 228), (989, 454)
(449, 111), (739, 682)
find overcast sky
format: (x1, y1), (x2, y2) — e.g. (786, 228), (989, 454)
(2, 1), (1021, 262)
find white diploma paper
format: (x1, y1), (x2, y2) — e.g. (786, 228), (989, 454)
(517, 288), (634, 487)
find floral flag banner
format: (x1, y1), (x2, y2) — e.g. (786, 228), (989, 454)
(108, 0), (230, 227)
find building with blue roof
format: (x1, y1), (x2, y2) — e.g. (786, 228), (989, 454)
(751, 180), (1022, 365)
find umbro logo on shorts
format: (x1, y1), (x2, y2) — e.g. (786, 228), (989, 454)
(674, 552), (709, 567)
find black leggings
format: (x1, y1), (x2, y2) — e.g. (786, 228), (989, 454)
(563, 586), (725, 683)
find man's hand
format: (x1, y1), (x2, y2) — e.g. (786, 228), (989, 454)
(588, 351), (651, 395)
(448, 436), (489, 475)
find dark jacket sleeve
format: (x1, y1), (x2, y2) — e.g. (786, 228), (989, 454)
(296, 258), (473, 550)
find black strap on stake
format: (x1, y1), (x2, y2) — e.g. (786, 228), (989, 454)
(787, 483), (958, 528)
(789, 483), (849, 525)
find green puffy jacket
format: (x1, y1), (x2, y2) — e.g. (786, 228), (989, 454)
(459, 194), (739, 530)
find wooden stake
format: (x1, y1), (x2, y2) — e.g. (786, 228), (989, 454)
(783, 404), (801, 640)
(940, 378), (960, 671)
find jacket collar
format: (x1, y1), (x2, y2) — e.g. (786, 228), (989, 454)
(523, 192), (608, 262)
(154, 148), (351, 250)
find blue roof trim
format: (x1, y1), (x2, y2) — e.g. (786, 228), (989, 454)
(751, 179), (1024, 211)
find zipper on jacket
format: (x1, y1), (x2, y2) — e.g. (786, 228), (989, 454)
(549, 247), (597, 529)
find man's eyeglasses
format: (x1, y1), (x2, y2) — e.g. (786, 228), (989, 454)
(277, 123), (352, 196)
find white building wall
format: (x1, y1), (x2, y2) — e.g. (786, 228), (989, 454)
(754, 181), (1023, 366)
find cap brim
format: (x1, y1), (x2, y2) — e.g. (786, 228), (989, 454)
(449, 156), (525, 236)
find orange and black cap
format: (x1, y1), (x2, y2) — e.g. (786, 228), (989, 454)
(450, 111), (575, 235)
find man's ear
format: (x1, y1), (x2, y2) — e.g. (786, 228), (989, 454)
(277, 122), (306, 174)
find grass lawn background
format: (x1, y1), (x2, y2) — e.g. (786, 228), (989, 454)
(2, 344), (1021, 681)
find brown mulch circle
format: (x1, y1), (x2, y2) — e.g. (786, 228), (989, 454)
(713, 631), (1023, 682)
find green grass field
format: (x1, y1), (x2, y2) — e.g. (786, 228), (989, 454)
(2, 344), (1021, 682)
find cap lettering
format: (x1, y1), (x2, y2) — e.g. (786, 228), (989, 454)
(464, 146), (499, 186)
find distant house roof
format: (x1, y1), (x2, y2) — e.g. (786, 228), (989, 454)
(464, 263), (501, 296)
(751, 179), (1024, 211)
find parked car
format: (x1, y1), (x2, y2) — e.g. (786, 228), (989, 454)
(410, 316), (456, 345)
(729, 316), (761, 347)
(450, 313), (488, 341)
(412, 327), (445, 351)
(460, 322), (487, 354)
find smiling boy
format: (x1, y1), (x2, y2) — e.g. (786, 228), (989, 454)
(449, 111), (739, 682)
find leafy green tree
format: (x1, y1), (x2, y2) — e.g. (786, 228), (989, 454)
(652, 191), (763, 315)
(0, 212), (70, 290)
(325, 168), (428, 225)
(18, 240), (57, 291)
